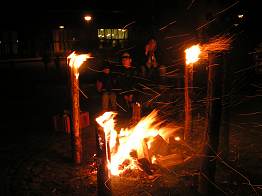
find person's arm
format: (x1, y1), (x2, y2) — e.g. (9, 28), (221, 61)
(96, 80), (103, 92)
(96, 73), (103, 92)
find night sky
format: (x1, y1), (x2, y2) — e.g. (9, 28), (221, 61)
(0, 0), (261, 68)
(0, 1), (260, 46)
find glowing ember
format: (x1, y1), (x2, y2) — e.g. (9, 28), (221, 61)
(151, 155), (157, 164)
(67, 51), (91, 79)
(96, 110), (180, 176)
(175, 136), (181, 141)
(185, 44), (201, 65)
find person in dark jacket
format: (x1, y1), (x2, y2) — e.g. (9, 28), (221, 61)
(118, 52), (138, 116)
(96, 61), (118, 112)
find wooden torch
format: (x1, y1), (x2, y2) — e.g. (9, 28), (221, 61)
(67, 52), (90, 164)
(184, 45), (201, 141)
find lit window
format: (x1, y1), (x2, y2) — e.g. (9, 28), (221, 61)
(97, 28), (128, 40)
(97, 28), (128, 48)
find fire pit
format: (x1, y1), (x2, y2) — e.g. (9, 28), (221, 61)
(95, 110), (194, 176)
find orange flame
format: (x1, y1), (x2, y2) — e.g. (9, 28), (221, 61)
(96, 110), (180, 176)
(185, 44), (201, 65)
(67, 51), (91, 79)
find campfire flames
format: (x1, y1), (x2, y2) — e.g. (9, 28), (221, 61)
(96, 110), (180, 176)
(185, 44), (201, 65)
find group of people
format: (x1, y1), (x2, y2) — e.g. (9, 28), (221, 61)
(96, 38), (161, 118)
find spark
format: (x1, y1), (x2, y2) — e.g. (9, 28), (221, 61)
(187, 0), (197, 10)
(215, 1), (240, 16)
(239, 112), (262, 116)
(196, 17), (217, 31)
(138, 83), (160, 95)
(159, 20), (176, 31)
(122, 21), (136, 30)
(196, 1), (239, 31)
(164, 33), (190, 40)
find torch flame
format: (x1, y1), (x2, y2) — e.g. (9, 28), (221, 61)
(185, 44), (201, 65)
(67, 51), (91, 79)
(96, 110), (180, 176)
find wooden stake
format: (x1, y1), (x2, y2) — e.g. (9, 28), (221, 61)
(198, 52), (223, 195)
(96, 125), (112, 196)
(132, 102), (141, 124)
(70, 65), (82, 164)
(220, 52), (231, 160)
(184, 64), (193, 141)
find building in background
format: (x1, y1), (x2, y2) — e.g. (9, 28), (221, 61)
(0, 9), (133, 60)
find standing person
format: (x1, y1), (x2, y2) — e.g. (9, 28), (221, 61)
(118, 52), (138, 117)
(96, 60), (118, 113)
(139, 38), (162, 114)
(140, 38), (160, 82)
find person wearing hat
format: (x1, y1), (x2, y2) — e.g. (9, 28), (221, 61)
(118, 52), (139, 117)
(96, 60), (118, 113)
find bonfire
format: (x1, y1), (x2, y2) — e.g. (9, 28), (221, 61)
(96, 110), (187, 176)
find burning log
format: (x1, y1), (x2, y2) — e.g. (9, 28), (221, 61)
(184, 63), (193, 141)
(132, 102), (141, 124)
(155, 153), (184, 168)
(137, 139), (150, 160)
(96, 110), (183, 176)
(138, 158), (153, 175)
(148, 134), (169, 156)
(95, 125), (112, 196)
(137, 140), (153, 175)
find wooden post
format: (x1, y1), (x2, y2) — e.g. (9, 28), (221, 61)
(96, 125), (112, 196)
(132, 102), (141, 124)
(69, 64), (82, 164)
(184, 64), (193, 141)
(220, 52), (231, 161)
(198, 52), (223, 195)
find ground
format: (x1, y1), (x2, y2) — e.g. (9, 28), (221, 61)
(0, 60), (261, 195)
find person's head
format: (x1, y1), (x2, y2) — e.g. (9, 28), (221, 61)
(121, 52), (132, 68)
(103, 60), (110, 74)
(145, 38), (157, 54)
(103, 67), (110, 74)
(148, 38), (157, 49)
